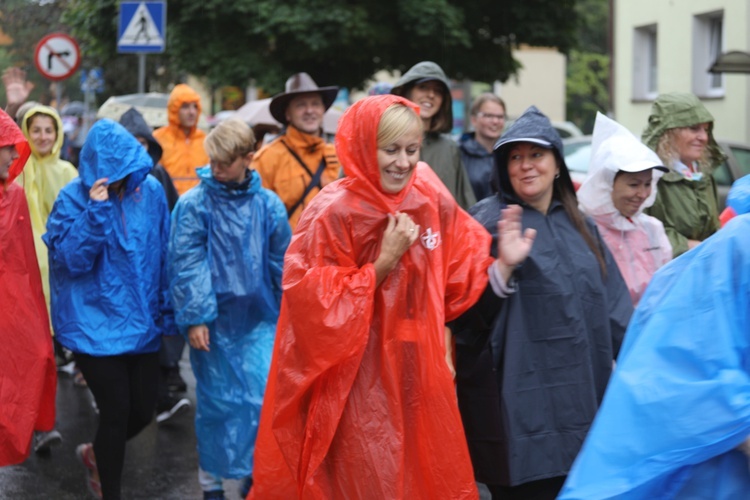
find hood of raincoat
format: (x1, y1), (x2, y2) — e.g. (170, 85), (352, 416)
(727, 174), (750, 216)
(578, 113), (666, 229)
(460, 133), (492, 159)
(0, 108), (31, 186)
(78, 119), (153, 193)
(21, 105), (65, 161)
(119, 107), (163, 166)
(641, 92), (725, 169)
(391, 61), (453, 134)
(166, 84), (202, 132)
(195, 165), (261, 197)
(493, 105), (576, 202)
(335, 94), (422, 210)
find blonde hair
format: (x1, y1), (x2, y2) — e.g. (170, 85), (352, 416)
(470, 92), (506, 116)
(204, 118), (256, 164)
(377, 105), (423, 148)
(655, 127), (712, 173)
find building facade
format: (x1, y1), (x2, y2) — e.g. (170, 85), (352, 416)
(613, 0), (750, 143)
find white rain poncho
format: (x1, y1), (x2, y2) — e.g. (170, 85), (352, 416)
(577, 113), (672, 305)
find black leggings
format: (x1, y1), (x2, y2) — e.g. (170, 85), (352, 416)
(75, 352), (159, 500)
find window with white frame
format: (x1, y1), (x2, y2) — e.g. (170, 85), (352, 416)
(633, 24), (658, 100)
(693, 11), (724, 98)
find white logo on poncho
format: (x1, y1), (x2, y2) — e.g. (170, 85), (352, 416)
(421, 228), (441, 251)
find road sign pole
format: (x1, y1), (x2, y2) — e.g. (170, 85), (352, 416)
(55, 82), (63, 111)
(138, 53), (146, 93)
(83, 84), (94, 137)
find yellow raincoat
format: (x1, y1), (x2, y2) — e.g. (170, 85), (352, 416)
(18, 105), (78, 321)
(153, 84), (208, 195)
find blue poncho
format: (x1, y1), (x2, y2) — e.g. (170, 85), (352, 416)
(44, 119), (174, 356)
(168, 166), (291, 478)
(559, 212), (750, 499)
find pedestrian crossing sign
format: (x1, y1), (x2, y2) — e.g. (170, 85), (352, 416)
(118, 1), (166, 53)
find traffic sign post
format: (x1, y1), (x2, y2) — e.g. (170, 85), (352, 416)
(34, 33), (81, 111)
(80, 68), (105, 140)
(118, 1), (166, 93)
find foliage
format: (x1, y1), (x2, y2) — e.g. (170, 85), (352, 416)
(0, 0), (81, 104)
(567, 50), (610, 132)
(61, 0), (578, 95)
(565, 0), (610, 133)
(62, 0), (179, 98)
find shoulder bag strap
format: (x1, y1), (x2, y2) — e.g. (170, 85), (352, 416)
(280, 140), (327, 218)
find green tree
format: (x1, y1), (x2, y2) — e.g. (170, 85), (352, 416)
(61, 0), (179, 98)
(566, 0), (610, 133)
(0, 0), (81, 105)
(63, 0), (578, 94)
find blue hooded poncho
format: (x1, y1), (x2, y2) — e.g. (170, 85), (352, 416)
(44, 119), (175, 356)
(559, 185), (750, 498)
(168, 165), (291, 478)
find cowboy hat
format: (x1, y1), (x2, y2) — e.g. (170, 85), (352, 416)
(269, 72), (339, 125)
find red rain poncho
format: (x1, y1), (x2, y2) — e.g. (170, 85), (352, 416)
(0, 108), (56, 466)
(250, 95), (493, 499)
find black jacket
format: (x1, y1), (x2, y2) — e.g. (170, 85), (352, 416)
(459, 133), (496, 202)
(119, 108), (179, 211)
(452, 195), (632, 486)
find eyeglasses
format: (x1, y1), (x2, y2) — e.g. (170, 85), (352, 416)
(476, 112), (505, 121)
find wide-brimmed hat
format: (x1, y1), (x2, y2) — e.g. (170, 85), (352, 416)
(269, 73), (339, 125)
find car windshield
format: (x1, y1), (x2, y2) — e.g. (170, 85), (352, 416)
(730, 146), (750, 176)
(563, 141), (592, 174)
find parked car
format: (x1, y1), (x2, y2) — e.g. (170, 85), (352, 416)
(562, 135), (750, 209)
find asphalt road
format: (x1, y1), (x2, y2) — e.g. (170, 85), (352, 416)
(0, 355), (492, 500)
(0, 355), (244, 500)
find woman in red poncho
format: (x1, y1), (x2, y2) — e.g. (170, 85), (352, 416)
(0, 107), (57, 466)
(249, 95), (495, 499)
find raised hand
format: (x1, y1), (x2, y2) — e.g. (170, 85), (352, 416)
(497, 204), (536, 268)
(89, 178), (109, 202)
(2, 67), (34, 113)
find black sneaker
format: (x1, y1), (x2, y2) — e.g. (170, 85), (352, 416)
(239, 476), (253, 497)
(34, 429), (63, 454)
(166, 367), (188, 393)
(203, 490), (225, 500)
(156, 396), (190, 423)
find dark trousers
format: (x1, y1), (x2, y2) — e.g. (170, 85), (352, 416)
(75, 352), (159, 500)
(486, 476), (566, 500)
(159, 334), (185, 368)
(157, 335), (185, 402)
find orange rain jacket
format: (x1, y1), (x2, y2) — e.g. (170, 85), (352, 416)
(252, 125), (340, 230)
(153, 84), (208, 195)
(0, 109), (56, 466)
(249, 95), (493, 499)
